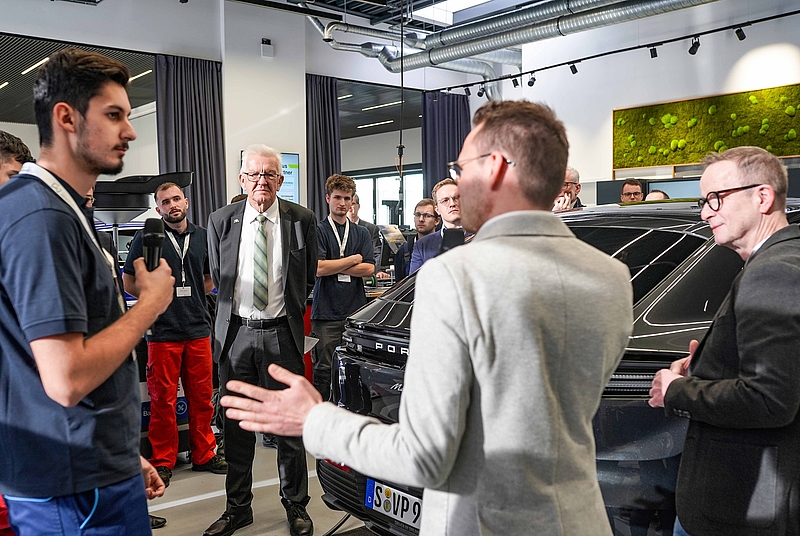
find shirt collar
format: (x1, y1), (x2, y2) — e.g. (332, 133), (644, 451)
(243, 197), (280, 224)
(165, 221), (196, 235)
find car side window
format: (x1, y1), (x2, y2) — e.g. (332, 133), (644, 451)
(572, 227), (706, 302)
(644, 244), (743, 324)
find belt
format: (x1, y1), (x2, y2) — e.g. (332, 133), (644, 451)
(231, 315), (289, 329)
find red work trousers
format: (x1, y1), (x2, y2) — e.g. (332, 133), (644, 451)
(147, 337), (216, 469)
(0, 496), (13, 535)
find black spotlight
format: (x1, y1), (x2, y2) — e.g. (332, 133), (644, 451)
(464, 87), (471, 96)
(476, 85), (485, 98)
(735, 28), (746, 41)
(527, 74), (536, 87)
(688, 36), (700, 55)
(569, 63), (578, 75)
(649, 47), (658, 59)
(512, 77), (520, 88)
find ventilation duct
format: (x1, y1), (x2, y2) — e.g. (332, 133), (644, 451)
(376, 0), (720, 73)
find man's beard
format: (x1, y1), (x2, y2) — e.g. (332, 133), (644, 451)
(163, 209), (187, 224)
(76, 128), (126, 176)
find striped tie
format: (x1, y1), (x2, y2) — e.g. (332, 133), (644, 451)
(253, 214), (269, 311)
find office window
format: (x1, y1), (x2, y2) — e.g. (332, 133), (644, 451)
(347, 166), (424, 227)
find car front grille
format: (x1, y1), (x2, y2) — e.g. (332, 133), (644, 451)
(604, 372), (655, 398)
(317, 460), (365, 512)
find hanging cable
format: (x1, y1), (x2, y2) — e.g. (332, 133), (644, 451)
(395, 0), (406, 225)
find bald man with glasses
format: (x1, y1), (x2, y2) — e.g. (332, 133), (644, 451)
(649, 146), (800, 536)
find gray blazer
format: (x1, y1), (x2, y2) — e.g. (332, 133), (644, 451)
(207, 197), (317, 360)
(303, 210), (632, 535)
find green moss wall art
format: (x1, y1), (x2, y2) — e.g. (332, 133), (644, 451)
(613, 83), (800, 169)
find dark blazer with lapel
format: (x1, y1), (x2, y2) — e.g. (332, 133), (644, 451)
(207, 198), (318, 361)
(665, 224), (800, 536)
(408, 230), (442, 274)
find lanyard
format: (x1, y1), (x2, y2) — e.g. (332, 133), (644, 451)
(327, 215), (350, 258)
(166, 229), (190, 286)
(22, 163), (126, 315)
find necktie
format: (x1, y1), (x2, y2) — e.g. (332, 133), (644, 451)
(253, 214), (269, 311)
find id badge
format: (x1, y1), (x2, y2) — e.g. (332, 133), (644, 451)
(338, 274), (351, 283)
(176, 286), (192, 297)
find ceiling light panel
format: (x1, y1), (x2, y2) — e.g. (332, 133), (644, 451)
(361, 100), (403, 111)
(357, 120), (394, 129)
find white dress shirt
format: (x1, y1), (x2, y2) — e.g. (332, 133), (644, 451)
(234, 199), (286, 319)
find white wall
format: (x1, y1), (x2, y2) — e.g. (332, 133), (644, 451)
(519, 0), (800, 202)
(221, 0), (309, 202)
(341, 128), (422, 172)
(0, 0), (222, 61)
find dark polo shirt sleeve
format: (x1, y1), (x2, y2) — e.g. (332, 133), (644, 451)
(4, 209), (91, 340)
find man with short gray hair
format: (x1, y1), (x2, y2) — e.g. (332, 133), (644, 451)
(649, 146), (800, 536)
(552, 165), (583, 211)
(205, 144), (317, 536)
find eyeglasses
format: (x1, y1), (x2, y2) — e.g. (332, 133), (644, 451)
(698, 184), (762, 211)
(437, 195), (460, 207)
(562, 181), (578, 189)
(621, 191), (644, 199)
(413, 212), (437, 220)
(243, 171), (280, 183)
(446, 153), (515, 181)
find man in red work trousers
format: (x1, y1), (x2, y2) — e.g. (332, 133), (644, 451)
(124, 182), (227, 486)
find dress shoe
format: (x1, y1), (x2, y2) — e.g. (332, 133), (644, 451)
(155, 466), (172, 488)
(285, 503), (313, 536)
(203, 511), (254, 536)
(149, 514), (167, 530)
(192, 454), (228, 474)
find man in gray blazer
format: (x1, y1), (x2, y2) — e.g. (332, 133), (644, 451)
(649, 146), (800, 536)
(204, 145), (317, 536)
(221, 102), (633, 535)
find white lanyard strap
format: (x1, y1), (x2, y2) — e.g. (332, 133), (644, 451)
(166, 230), (190, 286)
(327, 215), (350, 258)
(21, 163), (125, 314)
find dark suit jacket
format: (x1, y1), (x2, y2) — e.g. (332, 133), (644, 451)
(207, 198), (317, 360)
(356, 218), (382, 271)
(665, 224), (800, 536)
(409, 229), (443, 274)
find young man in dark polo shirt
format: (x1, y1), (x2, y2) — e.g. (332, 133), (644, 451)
(311, 174), (374, 401)
(124, 183), (227, 487)
(0, 48), (174, 535)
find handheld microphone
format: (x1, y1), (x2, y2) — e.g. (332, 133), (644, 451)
(142, 218), (165, 271)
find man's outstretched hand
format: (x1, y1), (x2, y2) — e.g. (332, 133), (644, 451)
(221, 364), (324, 437)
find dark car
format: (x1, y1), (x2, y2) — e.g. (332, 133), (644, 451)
(316, 201), (800, 536)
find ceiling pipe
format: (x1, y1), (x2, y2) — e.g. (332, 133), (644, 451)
(404, 0), (625, 49)
(307, 14), (502, 98)
(378, 0), (721, 72)
(321, 20), (522, 67)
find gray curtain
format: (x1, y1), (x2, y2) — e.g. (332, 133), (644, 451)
(306, 74), (341, 221)
(155, 54), (227, 227)
(421, 92), (471, 199)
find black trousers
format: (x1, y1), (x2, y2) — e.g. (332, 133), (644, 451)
(310, 319), (346, 402)
(219, 320), (309, 515)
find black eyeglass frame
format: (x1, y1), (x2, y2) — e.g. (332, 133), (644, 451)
(242, 171), (281, 183)
(698, 183), (762, 211)
(447, 153), (515, 181)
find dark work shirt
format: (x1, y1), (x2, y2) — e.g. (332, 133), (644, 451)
(123, 222), (211, 342)
(312, 218), (374, 321)
(0, 169), (140, 497)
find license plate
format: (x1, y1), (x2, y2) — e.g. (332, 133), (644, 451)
(365, 479), (422, 529)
